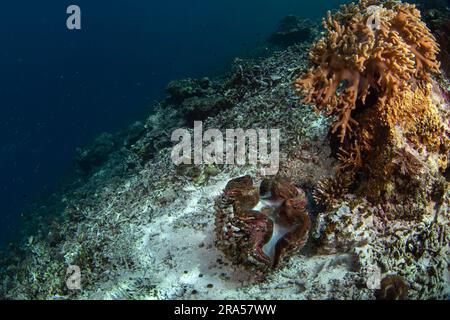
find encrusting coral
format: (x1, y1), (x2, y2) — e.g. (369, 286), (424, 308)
(295, 0), (449, 203)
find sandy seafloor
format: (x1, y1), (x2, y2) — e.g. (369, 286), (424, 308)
(0, 38), (449, 300)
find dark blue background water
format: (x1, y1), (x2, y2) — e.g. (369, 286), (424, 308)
(0, 1), (345, 246)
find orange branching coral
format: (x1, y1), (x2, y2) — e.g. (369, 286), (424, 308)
(296, 0), (440, 144)
(295, 0), (448, 199)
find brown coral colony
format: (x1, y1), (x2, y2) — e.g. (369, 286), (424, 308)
(296, 0), (440, 140)
(295, 0), (449, 202)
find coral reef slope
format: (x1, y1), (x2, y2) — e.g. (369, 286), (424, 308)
(0, 3), (449, 300)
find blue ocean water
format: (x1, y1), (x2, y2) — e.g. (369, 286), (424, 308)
(0, 1), (345, 247)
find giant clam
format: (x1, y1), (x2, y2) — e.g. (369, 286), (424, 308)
(215, 175), (311, 271)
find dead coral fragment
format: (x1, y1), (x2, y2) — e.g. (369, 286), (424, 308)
(215, 176), (310, 271)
